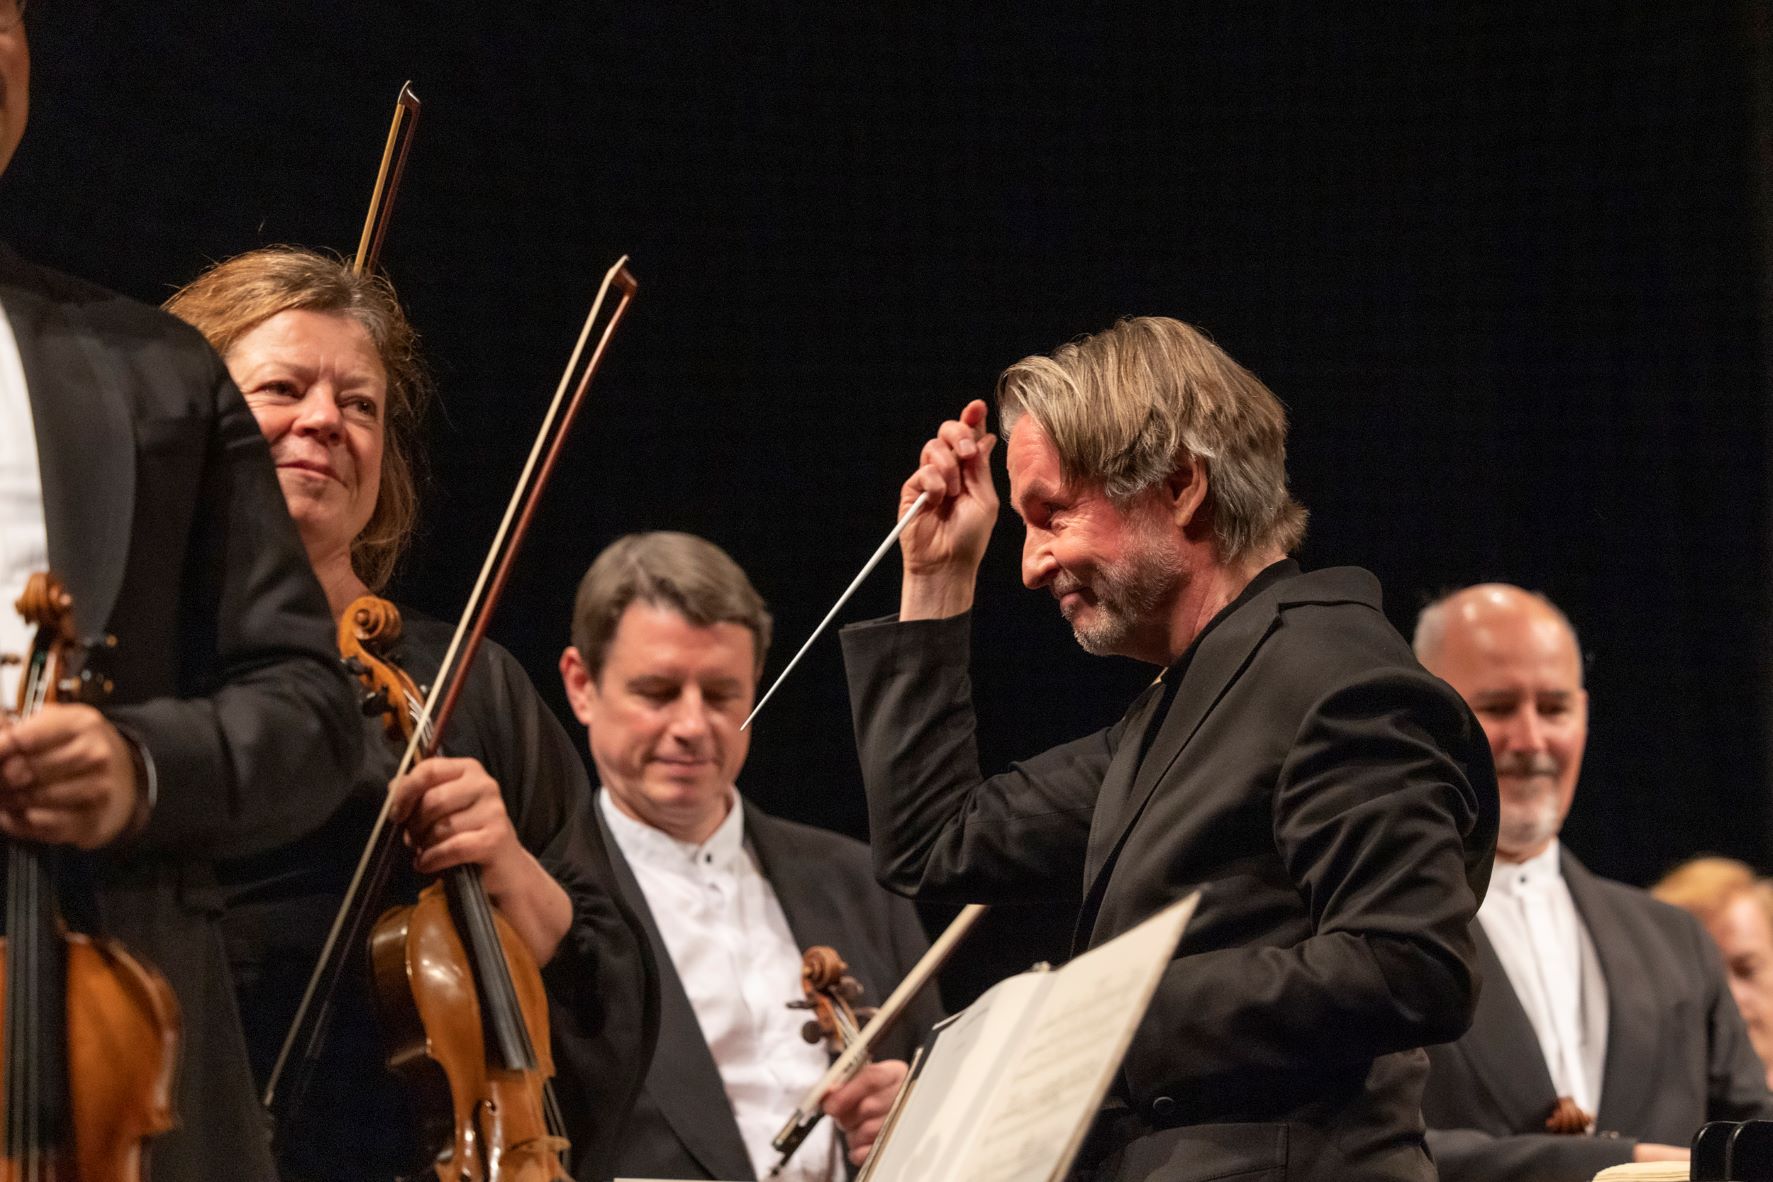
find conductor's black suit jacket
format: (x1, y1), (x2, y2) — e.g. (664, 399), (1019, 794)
(2, 249), (362, 1181)
(1423, 848), (1773, 1180)
(597, 797), (943, 1182)
(840, 561), (1498, 1182)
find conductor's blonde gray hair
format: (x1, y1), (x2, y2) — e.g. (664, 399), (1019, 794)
(995, 316), (1307, 559)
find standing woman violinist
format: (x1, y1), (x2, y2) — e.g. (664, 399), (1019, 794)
(164, 246), (659, 1182)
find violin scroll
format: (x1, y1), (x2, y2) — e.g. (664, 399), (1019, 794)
(338, 595), (425, 745)
(10, 573), (115, 716)
(791, 946), (876, 1050)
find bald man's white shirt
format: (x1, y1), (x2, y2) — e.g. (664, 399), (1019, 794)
(1478, 840), (1609, 1118)
(0, 298), (46, 707)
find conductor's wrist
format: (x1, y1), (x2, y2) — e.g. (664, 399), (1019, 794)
(900, 571), (977, 620)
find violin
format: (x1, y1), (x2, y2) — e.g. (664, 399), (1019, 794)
(789, 946), (875, 1059)
(263, 85), (637, 1181)
(769, 946), (877, 1173)
(341, 596), (569, 1181)
(0, 572), (179, 1181)
(770, 906), (986, 1174)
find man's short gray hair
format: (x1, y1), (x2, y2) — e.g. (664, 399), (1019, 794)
(995, 316), (1307, 560)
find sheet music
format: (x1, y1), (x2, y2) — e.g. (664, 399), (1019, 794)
(858, 972), (1050, 1182)
(860, 891), (1200, 1182)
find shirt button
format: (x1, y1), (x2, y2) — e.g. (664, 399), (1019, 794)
(1150, 1095), (1176, 1120)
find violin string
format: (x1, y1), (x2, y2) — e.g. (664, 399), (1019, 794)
(7, 816), (14, 1163)
(414, 697), (541, 1078)
(13, 654), (36, 1168)
(29, 654), (43, 1174)
(833, 1005), (862, 1048)
(543, 1078), (568, 1144)
(6, 806), (16, 1163)
(265, 264), (626, 1107)
(425, 747), (567, 1136)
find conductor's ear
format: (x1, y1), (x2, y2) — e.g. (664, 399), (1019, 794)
(1164, 455), (1208, 532)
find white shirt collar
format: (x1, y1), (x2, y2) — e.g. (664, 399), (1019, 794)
(1489, 838), (1564, 897)
(598, 786), (748, 876)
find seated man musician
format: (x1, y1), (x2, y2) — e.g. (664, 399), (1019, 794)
(165, 247), (656, 1182)
(559, 531), (942, 1181)
(1415, 584), (1773, 1179)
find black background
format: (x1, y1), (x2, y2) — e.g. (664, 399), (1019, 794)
(6, 1), (1771, 1000)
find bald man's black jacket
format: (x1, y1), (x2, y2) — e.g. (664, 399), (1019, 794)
(1423, 848), (1773, 1179)
(841, 561), (1499, 1182)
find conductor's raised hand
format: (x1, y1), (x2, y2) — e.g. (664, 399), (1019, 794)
(899, 399), (998, 620)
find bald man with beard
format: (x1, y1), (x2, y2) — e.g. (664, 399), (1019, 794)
(1414, 584), (1772, 1180)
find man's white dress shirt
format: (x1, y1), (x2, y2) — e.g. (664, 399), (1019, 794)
(1477, 839), (1610, 1119)
(600, 789), (842, 1182)
(0, 299), (47, 708)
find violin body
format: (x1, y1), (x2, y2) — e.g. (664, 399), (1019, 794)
(0, 932), (180, 1181)
(1, 571), (181, 1181)
(370, 882), (567, 1182)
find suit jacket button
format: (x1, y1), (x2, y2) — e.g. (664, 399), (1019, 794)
(1150, 1096), (1176, 1120)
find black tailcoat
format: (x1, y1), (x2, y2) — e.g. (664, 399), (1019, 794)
(1, 248), (363, 1181)
(1423, 848), (1773, 1179)
(598, 799), (943, 1182)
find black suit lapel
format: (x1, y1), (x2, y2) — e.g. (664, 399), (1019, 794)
(1456, 922), (1562, 1131)
(1078, 678), (1165, 895)
(595, 806), (756, 1181)
(1561, 851), (1654, 1133)
(1074, 607), (1279, 949)
(0, 263), (134, 637)
(748, 809), (846, 955)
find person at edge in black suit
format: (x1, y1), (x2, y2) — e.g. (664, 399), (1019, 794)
(164, 247), (659, 1182)
(0, 10), (365, 1181)
(1414, 584), (1773, 1179)
(557, 532), (941, 1181)
(837, 316), (1499, 1182)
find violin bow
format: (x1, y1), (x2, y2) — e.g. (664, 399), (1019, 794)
(265, 258), (639, 1109)
(352, 82), (421, 276)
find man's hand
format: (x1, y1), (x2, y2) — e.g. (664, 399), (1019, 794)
(824, 1058), (909, 1166)
(899, 399), (999, 620)
(388, 756), (572, 964)
(1633, 1143), (1690, 1163)
(0, 704), (142, 849)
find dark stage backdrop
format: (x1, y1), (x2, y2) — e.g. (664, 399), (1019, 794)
(5, 1), (1770, 1002)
